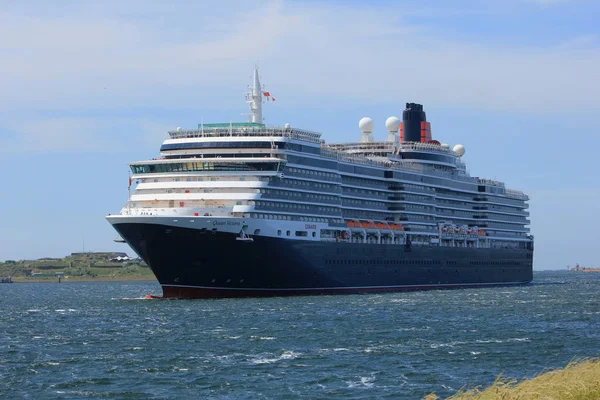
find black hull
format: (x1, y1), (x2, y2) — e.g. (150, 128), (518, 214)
(113, 223), (533, 299)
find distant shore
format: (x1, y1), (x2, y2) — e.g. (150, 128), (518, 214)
(10, 276), (156, 283)
(0, 252), (156, 283)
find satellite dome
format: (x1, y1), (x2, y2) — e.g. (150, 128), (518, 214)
(176, 127), (182, 132)
(284, 123), (291, 129)
(358, 117), (374, 133)
(385, 116), (401, 132)
(441, 143), (450, 150)
(453, 144), (465, 157)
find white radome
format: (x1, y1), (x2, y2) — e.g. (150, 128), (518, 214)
(453, 144), (465, 157)
(441, 143), (450, 150)
(385, 116), (401, 132)
(284, 123), (291, 129)
(176, 127), (182, 132)
(359, 117), (374, 133)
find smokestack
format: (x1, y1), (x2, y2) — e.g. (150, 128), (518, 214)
(401, 103), (430, 143)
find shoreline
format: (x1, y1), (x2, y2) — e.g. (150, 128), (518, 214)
(10, 276), (157, 283)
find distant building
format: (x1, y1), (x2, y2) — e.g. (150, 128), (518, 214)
(110, 256), (133, 262)
(70, 252), (128, 258)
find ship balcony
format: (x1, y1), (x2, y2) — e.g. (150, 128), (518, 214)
(387, 186), (435, 196)
(388, 206), (406, 211)
(388, 196), (435, 204)
(262, 193), (341, 205)
(388, 185), (405, 191)
(388, 196), (406, 201)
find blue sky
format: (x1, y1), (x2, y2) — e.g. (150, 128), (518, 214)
(1, 0), (598, 269)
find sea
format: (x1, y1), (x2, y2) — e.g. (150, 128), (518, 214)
(1, 270), (599, 399)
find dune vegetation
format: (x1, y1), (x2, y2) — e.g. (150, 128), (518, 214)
(425, 359), (600, 400)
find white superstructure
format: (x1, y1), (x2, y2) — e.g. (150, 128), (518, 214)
(114, 67), (532, 250)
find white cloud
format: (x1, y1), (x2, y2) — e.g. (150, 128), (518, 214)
(1, 0), (599, 153)
(1, 1), (598, 114)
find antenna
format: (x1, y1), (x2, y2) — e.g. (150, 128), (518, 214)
(241, 65), (275, 123)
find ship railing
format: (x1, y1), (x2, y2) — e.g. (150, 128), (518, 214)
(321, 148), (425, 174)
(505, 189), (529, 200)
(476, 178), (505, 188)
(326, 141), (397, 151)
(167, 126), (322, 144)
(398, 142), (453, 154)
(327, 141), (455, 155)
(322, 148), (477, 178)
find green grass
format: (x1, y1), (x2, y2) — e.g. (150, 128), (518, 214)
(425, 359), (600, 400)
(1, 253), (155, 281)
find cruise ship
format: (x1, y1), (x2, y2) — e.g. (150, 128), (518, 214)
(107, 67), (533, 298)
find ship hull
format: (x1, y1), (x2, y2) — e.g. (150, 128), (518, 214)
(110, 220), (533, 299)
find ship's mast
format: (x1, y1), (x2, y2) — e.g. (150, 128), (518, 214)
(247, 66), (262, 123)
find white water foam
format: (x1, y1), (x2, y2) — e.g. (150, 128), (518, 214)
(346, 375), (376, 389)
(251, 350), (300, 365)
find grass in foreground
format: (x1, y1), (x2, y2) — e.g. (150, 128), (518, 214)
(425, 359), (600, 400)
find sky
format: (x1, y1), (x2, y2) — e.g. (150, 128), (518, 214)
(1, 0), (599, 270)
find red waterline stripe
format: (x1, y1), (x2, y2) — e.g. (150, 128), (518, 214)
(157, 281), (530, 299)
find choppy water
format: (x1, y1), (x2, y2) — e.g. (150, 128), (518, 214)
(1, 271), (599, 399)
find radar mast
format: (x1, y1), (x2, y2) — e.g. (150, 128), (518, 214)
(246, 66), (262, 123)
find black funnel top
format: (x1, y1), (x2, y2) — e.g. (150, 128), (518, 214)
(402, 103), (426, 143)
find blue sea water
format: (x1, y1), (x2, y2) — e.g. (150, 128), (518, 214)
(1, 271), (599, 399)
